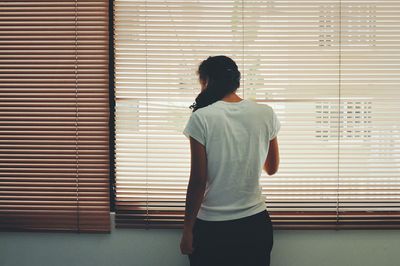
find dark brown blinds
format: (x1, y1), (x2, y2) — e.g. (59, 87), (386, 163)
(0, 0), (111, 232)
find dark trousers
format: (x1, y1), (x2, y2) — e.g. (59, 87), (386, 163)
(188, 209), (274, 266)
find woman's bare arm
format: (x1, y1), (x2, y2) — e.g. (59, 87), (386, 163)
(263, 137), (280, 175)
(180, 137), (207, 254)
(183, 137), (208, 233)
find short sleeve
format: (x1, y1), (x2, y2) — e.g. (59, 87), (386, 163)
(182, 112), (206, 146)
(269, 108), (281, 140)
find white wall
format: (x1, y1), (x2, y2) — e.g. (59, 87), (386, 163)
(0, 213), (399, 266)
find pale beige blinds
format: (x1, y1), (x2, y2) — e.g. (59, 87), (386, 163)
(113, 0), (400, 229)
(0, 0), (111, 232)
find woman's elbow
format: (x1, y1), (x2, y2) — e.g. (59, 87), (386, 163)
(267, 168), (278, 175)
(265, 166), (278, 175)
(264, 157), (280, 175)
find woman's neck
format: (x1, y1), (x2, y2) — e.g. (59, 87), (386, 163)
(221, 92), (243, 102)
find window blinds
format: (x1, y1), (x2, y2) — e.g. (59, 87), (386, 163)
(113, 0), (400, 229)
(0, 0), (111, 232)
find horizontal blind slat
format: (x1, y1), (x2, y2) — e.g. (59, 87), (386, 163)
(114, 0), (400, 229)
(0, 0), (110, 233)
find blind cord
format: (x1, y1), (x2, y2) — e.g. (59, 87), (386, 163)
(336, 0), (342, 229)
(74, 0), (80, 233)
(145, 0), (149, 229)
(242, 0), (245, 99)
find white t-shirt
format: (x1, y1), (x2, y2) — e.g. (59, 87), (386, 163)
(183, 98), (281, 221)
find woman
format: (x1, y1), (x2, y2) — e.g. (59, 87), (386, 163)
(180, 55), (280, 266)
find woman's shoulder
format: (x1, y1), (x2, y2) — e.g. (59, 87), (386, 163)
(192, 101), (222, 115)
(246, 99), (275, 113)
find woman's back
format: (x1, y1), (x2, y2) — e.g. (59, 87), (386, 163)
(181, 56), (277, 266)
(183, 98), (280, 221)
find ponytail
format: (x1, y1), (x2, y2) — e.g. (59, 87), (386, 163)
(190, 55), (241, 112)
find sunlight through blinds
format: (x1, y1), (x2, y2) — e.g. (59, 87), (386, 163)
(113, 0), (400, 229)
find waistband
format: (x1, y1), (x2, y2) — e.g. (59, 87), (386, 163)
(195, 209), (271, 225)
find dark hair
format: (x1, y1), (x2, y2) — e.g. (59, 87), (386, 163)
(189, 55), (241, 112)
